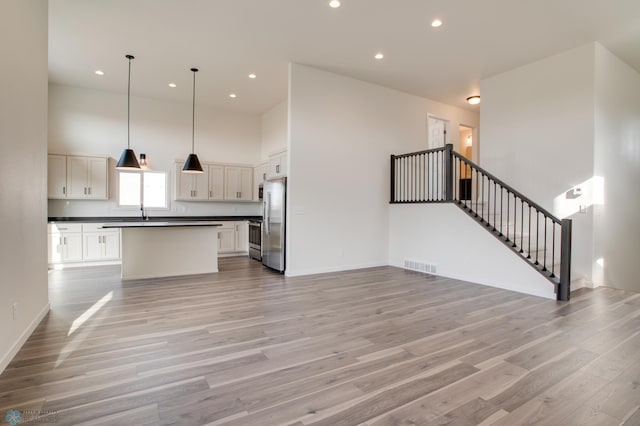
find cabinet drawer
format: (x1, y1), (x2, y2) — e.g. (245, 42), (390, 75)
(49, 223), (82, 233)
(215, 222), (235, 229)
(82, 223), (119, 232)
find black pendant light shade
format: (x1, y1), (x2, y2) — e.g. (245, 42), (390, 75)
(183, 153), (204, 174)
(116, 54), (141, 170)
(117, 149), (140, 169)
(182, 67), (204, 173)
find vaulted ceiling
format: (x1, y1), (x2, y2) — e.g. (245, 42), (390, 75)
(48, 0), (640, 113)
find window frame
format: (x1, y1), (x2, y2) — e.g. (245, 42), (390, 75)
(116, 170), (170, 211)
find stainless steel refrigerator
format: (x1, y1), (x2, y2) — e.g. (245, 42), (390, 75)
(262, 177), (286, 272)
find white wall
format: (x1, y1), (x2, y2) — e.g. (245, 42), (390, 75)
(389, 205), (556, 299)
(593, 44), (640, 292)
(48, 84), (262, 217)
(0, 0), (49, 372)
(480, 44), (597, 285)
(261, 99), (288, 160)
(286, 64), (478, 276)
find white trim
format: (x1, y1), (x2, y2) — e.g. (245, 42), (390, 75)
(48, 260), (121, 270)
(285, 261), (388, 277)
(0, 303), (50, 374)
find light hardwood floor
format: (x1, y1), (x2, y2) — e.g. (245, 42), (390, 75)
(1, 257), (639, 425)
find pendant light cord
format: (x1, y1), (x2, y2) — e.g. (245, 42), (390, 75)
(126, 55), (134, 150)
(191, 68), (197, 154)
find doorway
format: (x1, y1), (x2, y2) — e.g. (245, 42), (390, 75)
(458, 125), (474, 200)
(427, 115), (449, 149)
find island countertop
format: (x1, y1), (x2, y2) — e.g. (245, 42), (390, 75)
(102, 221), (223, 229)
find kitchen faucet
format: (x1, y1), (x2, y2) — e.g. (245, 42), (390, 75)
(140, 203), (148, 221)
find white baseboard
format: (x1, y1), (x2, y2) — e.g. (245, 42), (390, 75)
(285, 261), (388, 277)
(572, 278), (596, 291)
(0, 303), (50, 374)
(49, 260), (121, 270)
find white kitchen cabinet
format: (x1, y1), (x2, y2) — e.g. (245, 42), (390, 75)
(217, 222), (236, 253)
(82, 224), (121, 261)
(267, 150), (287, 178)
(224, 166), (253, 201)
(174, 161), (208, 201)
(208, 165), (225, 200)
(216, 221), (248, 254)
(253, 162), (268, 201)
(48, 223), (83, 263)
(48, 154), (68, 199)
(234, 221), (248, 253)
(67, 156), (108, 199)
(48, 154), (108, 200)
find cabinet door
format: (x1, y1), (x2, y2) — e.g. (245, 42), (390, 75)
(48, 155), (67, 199)
(102, 232), (121, 260)
(234, 221), (248, 252)
(238, 167), (253, 201)
(67, 156), (88, 198)
(48, 233), (63, 263)
(193, 169), (209, 200)
(218, 228), (236, 252)
(86, 157), (108, 199)
(268, 156), (281, 179)
(208, 165), (225, 200)
(277, 153), (288, 177)
(175, 162), (194, 200)
(63, 233), (83, 262)
(83, 232), (103, 260)
(224, 167), (240, 200)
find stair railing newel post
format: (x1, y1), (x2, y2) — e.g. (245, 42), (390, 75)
(559, 219), (572, 301)
(390, 154), (396, 203)
(444, 143), (453, 202)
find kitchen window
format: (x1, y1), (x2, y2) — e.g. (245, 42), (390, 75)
(117, 171), (168, 208)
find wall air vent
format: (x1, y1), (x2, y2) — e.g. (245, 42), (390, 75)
(403, 260), (437, 274)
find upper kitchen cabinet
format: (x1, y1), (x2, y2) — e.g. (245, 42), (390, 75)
(253, 162), (268, 201)
(208, 165), (225, 201)
(267, 150), (287, 179)
(224, 166), (253, 201)
(174, 161), (209, 201)
(48, 154), (67, 198)
(48, 154), (108, 200)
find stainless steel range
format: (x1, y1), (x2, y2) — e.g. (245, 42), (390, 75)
(248, 220), (262, 261)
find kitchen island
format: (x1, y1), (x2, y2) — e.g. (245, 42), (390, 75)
(102, 221), (221, 280)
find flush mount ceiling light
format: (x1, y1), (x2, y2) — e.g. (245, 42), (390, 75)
(374, 52), (384, 60)
(248, 73), (257, 79)
(168, 83), (177, 88)
(329, 0), (341, 8)
(182, 68), (204, 174)
(467, 96), (481, 105)
(431, 19), (443, 28)
(229, 93), (237, 98)
(116, 55), (141, 170)
(94, 70), (104, 76)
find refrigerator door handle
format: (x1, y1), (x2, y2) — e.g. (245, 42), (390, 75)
(264, 193), (270, 234)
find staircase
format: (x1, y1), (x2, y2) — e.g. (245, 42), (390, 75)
(390, 144), (572, 301)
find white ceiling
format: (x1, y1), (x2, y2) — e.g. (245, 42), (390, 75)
(48, 0), (640, 114)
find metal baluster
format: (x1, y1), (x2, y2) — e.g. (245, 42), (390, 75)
(481, 173), (485, 222)
(436, 151), (440, 200)
(520, 199), (524, 252)
(474, 168), (478, 216)
(506, 191), (510, 241)
(528, 206), (532, 259)
(493, 181), (497, 231)
(551, 222), (556, 277)
(543, 217), (548, 271)
(533, 209), (540, 265)
(486, 178), (491, 227)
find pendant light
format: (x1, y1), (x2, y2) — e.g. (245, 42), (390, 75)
(182, 67), (204, 173)
(116, 54), (141, 170)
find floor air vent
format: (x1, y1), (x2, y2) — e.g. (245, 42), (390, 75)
(403, 260), (437, 274)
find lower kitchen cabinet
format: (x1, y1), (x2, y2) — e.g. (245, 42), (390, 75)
(217, 221), (249, 255)
(48, 224), (83, 263)
(83, 227), (121, 261)
(48, 223), (121, 266)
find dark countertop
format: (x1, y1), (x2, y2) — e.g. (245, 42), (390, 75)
(102, 221), (223, 229)
(48, 216), (262, 223)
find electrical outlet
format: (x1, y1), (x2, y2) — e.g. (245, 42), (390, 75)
(12, 302), (18, 320)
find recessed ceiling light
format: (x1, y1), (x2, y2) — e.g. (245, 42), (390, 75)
(248, 73), (257, 79)
(94, 70), (104, 76)
(229, 93), (237, 98)
(431, 19), (443, 28)
(466, 96), (481, 105)
(329, 0), (341, 8)
(374, 52), (384, 60)
(168, 83), (177, 88)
